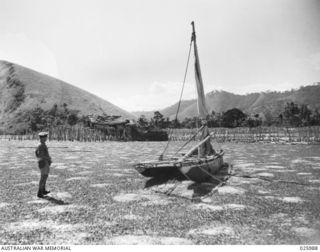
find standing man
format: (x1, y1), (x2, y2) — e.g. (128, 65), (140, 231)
(35, 132), (52, 198)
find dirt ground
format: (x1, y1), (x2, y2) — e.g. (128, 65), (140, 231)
(0, 140), (319, 245)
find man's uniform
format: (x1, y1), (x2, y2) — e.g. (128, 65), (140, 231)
(35, 142), (51, 175)
(35, 132), (51, 197)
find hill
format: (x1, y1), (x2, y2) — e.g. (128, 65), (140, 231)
(133, 84), (320, 120)
(132, 99), (195, 119)
(0, 60), (135, 133)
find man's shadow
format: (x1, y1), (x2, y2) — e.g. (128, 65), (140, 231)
(41, 195), (69, 205)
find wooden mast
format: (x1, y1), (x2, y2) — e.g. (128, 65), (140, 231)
(191, 21), (208, 119)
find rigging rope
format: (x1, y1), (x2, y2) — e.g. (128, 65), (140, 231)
(159, 38), (194, 160)
(229, 173), (313, 186)
(173, 125), (204, 156)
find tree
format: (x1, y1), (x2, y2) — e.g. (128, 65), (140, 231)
(137, 115), (149, 127)
(283, 102), (301, 126)
(181, 117), (198, 128)
(243, 114), (262, 128)
(28, 107), (46, 131)
(49, 103), (58, 117)
(164, 117), (171, 128)
(206, 111), (216, 127)
(153, 111), (165, 128)
(172, 118), (181, 128)
(311, 109), (320, 126)
(221, 108), (247, 128)
(299, 104), (312, 126)
(280, 102), (315, 127)
(214, 112), (223, 127)
(67, 113), (79, 126)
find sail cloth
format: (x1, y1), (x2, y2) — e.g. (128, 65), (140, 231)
(191, 22), (213, 157)
(192, 25), (209, 119)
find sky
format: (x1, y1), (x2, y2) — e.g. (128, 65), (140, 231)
(1, 0), (320, 112)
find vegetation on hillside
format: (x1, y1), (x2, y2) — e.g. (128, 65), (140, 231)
(134, 83), (320, 120)
(3, 100), (320, 135)
(137, 102), (320, 129)
(3, 103), (84, 134)
(0, 61), (135, 134)
(0, 62), (26, 113)
(1, 61), (319, 135)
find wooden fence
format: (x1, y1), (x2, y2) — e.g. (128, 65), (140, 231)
(1, 126), (320, 144)
(168, 126), (320, 143)
(0, 126), (119, 142)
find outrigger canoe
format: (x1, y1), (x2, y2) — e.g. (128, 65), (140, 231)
(135, 150), (226, 183)
(135, 135), (229, 183)
(134, 22), (230, 183)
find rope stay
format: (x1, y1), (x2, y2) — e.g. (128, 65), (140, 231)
(158, 21), (224, 188)
(173, 125), (204, 156)
(159, 37), (194, 160)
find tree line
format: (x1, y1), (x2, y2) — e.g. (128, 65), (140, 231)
(137, 102), (320, 129)
(8, 103), (85, 134)
(4, 101), (320, 135)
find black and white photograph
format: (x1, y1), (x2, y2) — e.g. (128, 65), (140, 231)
(0, 0), (320, 248)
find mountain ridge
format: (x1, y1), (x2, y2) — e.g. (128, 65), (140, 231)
(0, 60), (135, 132)
(132, 84), (320, 119)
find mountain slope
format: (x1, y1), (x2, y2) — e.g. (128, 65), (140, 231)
(133, 84), (320, 119)
(0, 60), (135, 131)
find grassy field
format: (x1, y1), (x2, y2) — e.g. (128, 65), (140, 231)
(0, 140), (319, 245)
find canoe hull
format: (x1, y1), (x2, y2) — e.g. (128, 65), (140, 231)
(179, 155), (224, 182)
(134, 151), (227, 183)
(135, 165), (180, 178)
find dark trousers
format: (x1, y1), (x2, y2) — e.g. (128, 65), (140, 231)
(38, 175), (48, 193)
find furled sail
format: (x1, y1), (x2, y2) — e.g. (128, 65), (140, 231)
(191, 21), (209, 119)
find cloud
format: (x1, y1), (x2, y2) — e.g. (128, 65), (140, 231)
(0, 33), (59, 78)
(111, 81), (198, 111)
(308, 52), (320, 71)
(109, 80), (301, 112)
